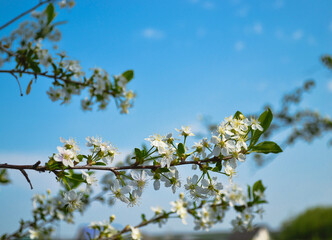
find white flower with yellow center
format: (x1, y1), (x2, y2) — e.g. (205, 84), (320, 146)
(176, 126), (195, 137)
(54, 146), (75, 167)
(130, 170), (149, 196)
(145, 134), (168, 154)
(110, 179), (130, 204)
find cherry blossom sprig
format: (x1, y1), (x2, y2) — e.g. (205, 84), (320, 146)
(0, 109), (281, 239)
(0, 109), (281, 192)
(0, 1), (136, 113)
(87, 181), (267, 240)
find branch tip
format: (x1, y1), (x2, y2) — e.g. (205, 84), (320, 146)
(19, 169), (33, 189)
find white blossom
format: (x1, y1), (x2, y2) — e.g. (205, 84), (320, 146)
(81, 171), (97, 185)
(54, 146), (75, 167)
(176, 126), (195, 137)
(131, 226), (142, 240)
(63, 190), (83, 211)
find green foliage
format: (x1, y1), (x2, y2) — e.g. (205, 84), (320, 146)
(322, 55), (332, 70)
(177, 143), (185, 156)
(62, 169), (84, 190)
(233, 111), (244, 119)
(250, 108), (273, 147)
(45, 3), (56, 25)
(122, 69), (134, 82)
(251, 141), (283, 154)
(279, 206), (332, 240)
(0, 169), (10, 184)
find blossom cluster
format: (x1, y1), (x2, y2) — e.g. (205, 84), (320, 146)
(26, 189), (77, 239)
(3, 109), (279, 239)
(0, 1), (136, 112)
(49, 112), (269, 207)
(87, 181), (266, 239)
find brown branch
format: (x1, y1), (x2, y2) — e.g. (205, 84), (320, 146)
(19, 169), (33, 189)
(0, 155), (232, 174)
(0, 0), (52, 31)
(0, 69), (117, 97)
(0, 69), (86, 86)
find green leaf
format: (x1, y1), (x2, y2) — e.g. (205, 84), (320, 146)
(0, 169), (10, 184)
(94, 161), (107, 166)
(215, 161), (222, 172)
(26, 79), (33, 95)
(63, 171), (84, 189)
(122, 70), (134, 82)
(45, 3), (56, 25)
(177, 143), (185, 155)
(135, 148), (142, 157)
(45, 160), (62, 170)
(252, 180), (266, 193)
(77, 154), (84, 162)
(30, 63), (41, 73)
(256, 200), (268, 204)
(251, 141), (282, 154)
(234, 205), (246, 212)
(233, 111), (244, 119)
(134, 148), (145, 164)
(250, 108), (273, 147)
(62, 177), (71, 190)
(247, 185), (252, 200)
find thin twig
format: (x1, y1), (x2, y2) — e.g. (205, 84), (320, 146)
(0, 0), (52, 31)
(9, 72), (23, 96)
(19, 169), (33, 189)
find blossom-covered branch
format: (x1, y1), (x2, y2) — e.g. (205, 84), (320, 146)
(0, 1), (135, 113)
(1, 109), (281, 239)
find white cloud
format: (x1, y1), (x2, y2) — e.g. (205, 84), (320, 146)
(292, 29), (304, 40)
(253, 22), (263, 34)
(328, 80), (332, 92)
(234, 41), (245, 51)
(141, 28), (165, 40)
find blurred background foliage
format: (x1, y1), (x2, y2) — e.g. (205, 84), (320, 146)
(277, 206), (332, 240)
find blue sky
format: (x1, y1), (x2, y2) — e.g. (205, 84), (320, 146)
(0, 0), (332, 238)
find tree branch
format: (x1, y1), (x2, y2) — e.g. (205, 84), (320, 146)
(9, 72), (24, 96)
(0, 69), (117, 97)
(0, 155), (232, 174)
(0, 0), (52, 31)
(0, 69), (86, 86)
(19, 169), (33, 189)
